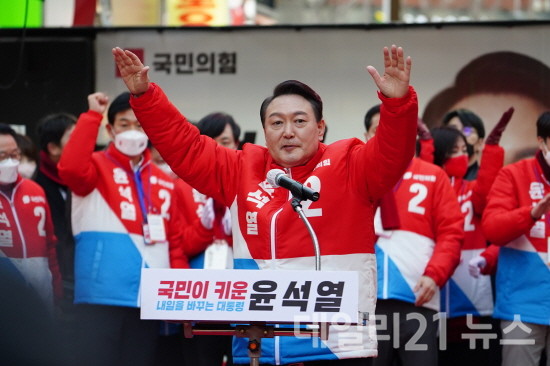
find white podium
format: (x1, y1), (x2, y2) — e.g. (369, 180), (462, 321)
(141, 268), (359, 365)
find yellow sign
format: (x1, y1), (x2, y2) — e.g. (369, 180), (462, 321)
(166, 0), (229, 26)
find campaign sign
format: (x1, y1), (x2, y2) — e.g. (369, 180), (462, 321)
(141, 268), (358, 324)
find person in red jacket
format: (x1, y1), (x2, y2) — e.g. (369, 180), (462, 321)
(113, 44), (418, 365)
(58, 91), (189, 366)
(0, 123), (62, 312)
(482, 111), (550, 366)
(366, 111), (464, 366)
(430, 109), (512, 366)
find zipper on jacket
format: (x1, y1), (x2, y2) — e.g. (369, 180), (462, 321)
(269, 168), (292, 269)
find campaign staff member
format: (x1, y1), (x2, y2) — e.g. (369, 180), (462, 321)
(58, 91), (188, 366)
(0, 123), (62, 312)
(113, 44), (418, 365)
(482, 111), (550, 366)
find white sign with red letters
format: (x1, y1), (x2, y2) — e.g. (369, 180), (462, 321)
(140, 268), (358, 323)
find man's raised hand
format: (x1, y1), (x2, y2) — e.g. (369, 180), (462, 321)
(366, 45), (411, 99)
(112, 47), (150, 96)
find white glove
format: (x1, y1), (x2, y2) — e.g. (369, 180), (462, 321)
(468, 256), (487, 278)
(200, 198), (214, 230)
(221, 207), (232, 236)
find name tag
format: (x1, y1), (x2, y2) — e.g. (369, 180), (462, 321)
(144, 214), (167, 244)
(204, 239), (233, 269)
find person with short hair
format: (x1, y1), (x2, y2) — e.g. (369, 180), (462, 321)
(58, 91), (190, 366)
(35, 113), (76, 294)
(113, 44), (418, 365)
(0, 123), (62, 312)
(363, 104), (380, 141)
(482, 111), (550, 366)
(367, 116), (464, 366)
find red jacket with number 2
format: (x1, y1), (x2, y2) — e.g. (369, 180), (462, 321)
(131, 83), (418, 364)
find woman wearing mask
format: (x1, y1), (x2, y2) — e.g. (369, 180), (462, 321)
(430, 108), (512, 366)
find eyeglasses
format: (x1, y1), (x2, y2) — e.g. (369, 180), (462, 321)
(462, 126), (475, 137)
(0, 149), (22, 161)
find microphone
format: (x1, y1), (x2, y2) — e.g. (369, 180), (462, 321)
(266, 169), (320, 202)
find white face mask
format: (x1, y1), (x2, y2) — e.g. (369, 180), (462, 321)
(114, 130), (148, 157)
(18, 161), (37, 179)
(0, 158), (20, 184)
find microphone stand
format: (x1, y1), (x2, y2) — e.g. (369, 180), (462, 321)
(181, 195), (327, 366)
(291, 197), (321, 271)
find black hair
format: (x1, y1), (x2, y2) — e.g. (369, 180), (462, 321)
(197, 112), (241, 142)
(536, 111), (550, 140)
(431, 127), (468, 167)
(36, 113), (76, 152)
(107, 92), (131, 125)
(441, 109), (485, 138)
(0, 123), (18, 140)
(15, 134), (39, 162)
(260, 80), (323, 126)
(422, 51), (550, 128)
(364, 104), (381, 132)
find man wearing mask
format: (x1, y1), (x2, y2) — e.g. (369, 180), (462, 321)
(0, 123), (62, 312)
(482, 111), (550, 366)
(58, 92), (189, 366)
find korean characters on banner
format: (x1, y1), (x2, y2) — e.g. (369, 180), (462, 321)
(153, 52), (237, 75)
(140, 268), (359, 324)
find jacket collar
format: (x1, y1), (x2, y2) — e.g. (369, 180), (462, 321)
(0, 175), (23, 198)
(267, 143), (326, 181)
(105, 143), (151, 173)
(39, 150), (64, 186)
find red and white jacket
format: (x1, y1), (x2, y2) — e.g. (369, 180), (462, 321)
(0, 176), (62, 310)
(482, 155), (550, 326)
(441, 144), (504, 317)
(375, 158), (464, 311)
(58, 110), (188, 308)
(173, 178), (222, 259)
(131, 83), (418, 363)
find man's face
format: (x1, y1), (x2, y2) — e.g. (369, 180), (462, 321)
(214, 123), (238, 150)
(364, 113), (380, 141)
(107, 109), (143, 138)
(0, 134), (20, 162)
(263, 94), (325, 168)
